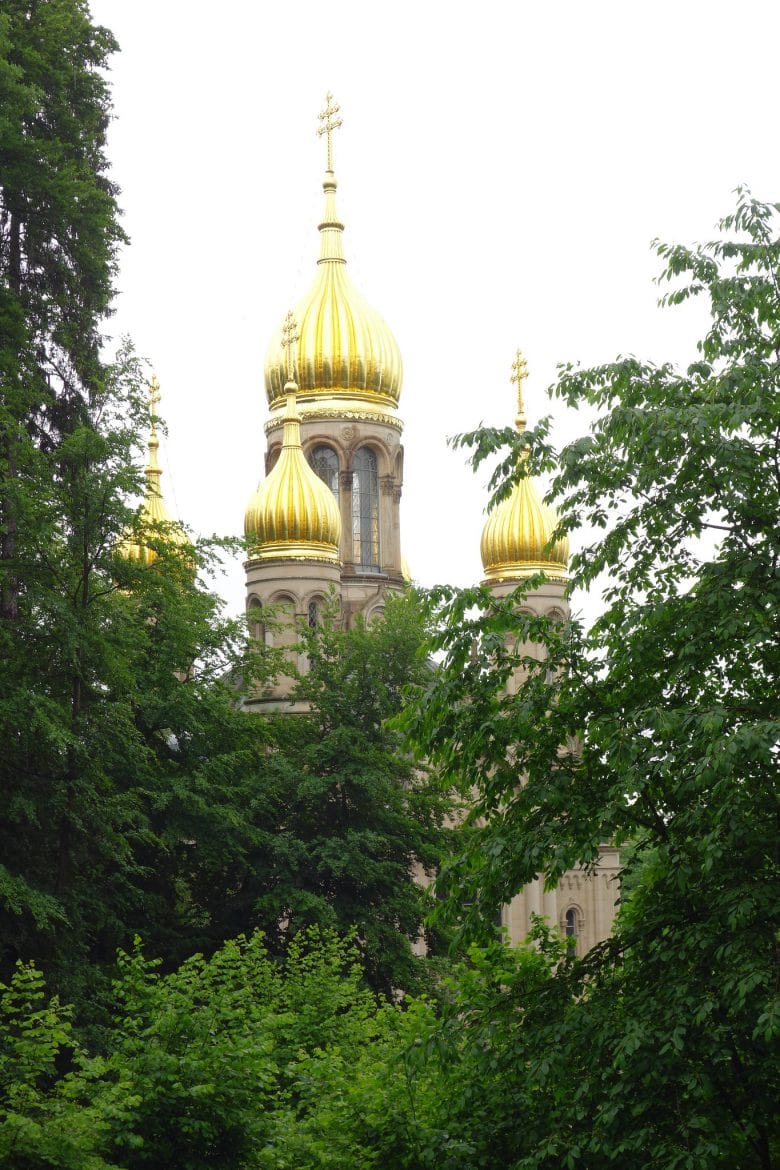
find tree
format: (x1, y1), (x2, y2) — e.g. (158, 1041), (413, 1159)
(0, 2), (284, 1019)
(0, 929), (417, 1170)
(248, 592), (454, 995)
(0, 0), (124, 619)
(404, 190), (780, 1167)
(0, 335), (277, 1019)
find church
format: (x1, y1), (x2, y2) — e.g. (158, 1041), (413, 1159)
(140, 94), (619, 955)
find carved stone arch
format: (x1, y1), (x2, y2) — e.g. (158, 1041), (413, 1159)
(561, 902), (585, 940)
(303, 589), (329, 629)
(246, 594), (266, 642)
(546, 605), (567, 622)
(346, 436), (391, 475)
(393, 445), (404, 483)
(303, 432), (347, 463)
(304, 441), (341, 500)
(268, 589), (298, 607)
(365, 604), (385, 625)
(264, 591), (298, 649)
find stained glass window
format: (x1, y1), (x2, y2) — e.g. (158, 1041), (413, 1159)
(309, 445), (339, 501)
(352, 447), (379, 569)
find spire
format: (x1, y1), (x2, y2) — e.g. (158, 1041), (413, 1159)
(317, 91), (345, 264)
(511, 349), (528, 434)
(117, 376), (188, 565)
(279, 310), (304, 445)
(145, 375), (163, 500)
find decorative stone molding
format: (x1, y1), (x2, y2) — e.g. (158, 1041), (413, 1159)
(264, 407), (403, 435)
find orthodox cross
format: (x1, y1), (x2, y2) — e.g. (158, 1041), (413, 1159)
(281, 310), (299, 384)
(148, 375), (161, 434)
(511, 349), (528, 431)
(317, 91), (342, 172)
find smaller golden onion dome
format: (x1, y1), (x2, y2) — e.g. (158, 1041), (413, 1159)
(245, 379), (341, 563)
(118, 378), (189, 565)
(264, 94), (403, 413)
(480, 352), (569, 582)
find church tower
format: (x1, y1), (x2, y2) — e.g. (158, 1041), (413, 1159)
(246, 94), (405, 650)
(480, 353), (619, 954)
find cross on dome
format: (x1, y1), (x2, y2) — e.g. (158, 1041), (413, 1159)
(317, 91), (342, 172)
(148, 375), (161, 434)
(281, 310), (299, 384)
(511, 349), (528, 432)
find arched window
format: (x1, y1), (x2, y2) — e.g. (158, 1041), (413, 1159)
(246, 596), (264, 641)
(564, 907), (579, 942)
(352, 447), (379, 570)
(308, 599), (319, 629)
(308, 445), (339, 501)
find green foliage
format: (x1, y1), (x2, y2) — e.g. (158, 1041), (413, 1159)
(0, 962), (111, 1169)
(0, 930), (419, 1170)
(0, 1), (286, 1023)
(0, 333), (276, 1019)
(244, 593), (455, 995)
(403, 190), (780, 1167)
(0, 0), (122, 402)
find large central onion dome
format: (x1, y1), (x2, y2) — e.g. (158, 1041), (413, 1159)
(264, 98), (402, 414)
(481, 355), (569, 582)
(245, 385), (341, 562)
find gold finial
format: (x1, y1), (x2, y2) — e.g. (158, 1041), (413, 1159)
(144, 375), (162, 492)
(317, 91), (342, 173)
(281, 310), (299, 384)
(148, 375), (161, 434)
(511, 349), (528, 433)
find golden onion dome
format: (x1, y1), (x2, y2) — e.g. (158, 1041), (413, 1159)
(118, 379), (189, 565)
(264, 95), (403, 414)
(480, 353), (569, 582)
(245, 383), (341, 562)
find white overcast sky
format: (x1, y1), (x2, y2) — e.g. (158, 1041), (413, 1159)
(89, 0), (779, 621)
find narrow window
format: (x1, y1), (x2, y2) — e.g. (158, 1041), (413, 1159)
(247, 596), (265, 643)
(309, 445), (339, 501)
(352, 447), (379, 569)
(565, 907), (578, 939)
(308, 599), (318, 629)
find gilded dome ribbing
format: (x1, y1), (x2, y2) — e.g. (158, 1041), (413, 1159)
(245, 385), (341, 562)
(264, 96), (402, 414)
(480, 354), (569, 582)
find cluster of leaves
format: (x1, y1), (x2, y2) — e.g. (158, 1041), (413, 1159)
(0, 930), (392, 1170)
(255, 594), (454, 996)
(402, 190), (780, 1167)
